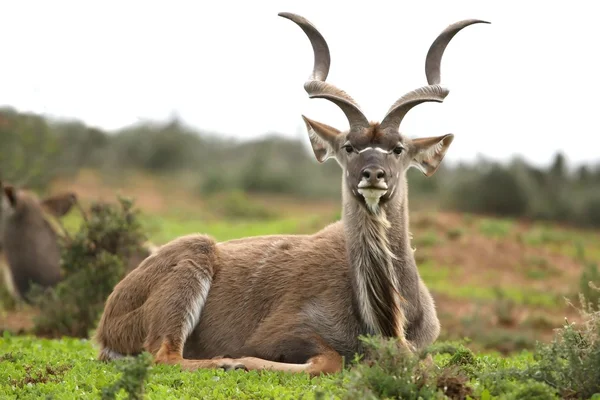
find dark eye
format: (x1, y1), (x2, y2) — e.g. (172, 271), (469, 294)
(393, 146), (404, 155)
(343, 145), (354, 154)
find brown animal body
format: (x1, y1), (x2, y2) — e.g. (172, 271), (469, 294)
(95, 13), (489, 376)
(0, 184), (76, 300)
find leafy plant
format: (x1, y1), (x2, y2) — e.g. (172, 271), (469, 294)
(493, 287), (518, 327)
(525, 291), (600, 398)
(580, 262), (600, 312)
(101, 352), (153, 400)
(342, 335), (473, 400)
(30, 196), (148, 337)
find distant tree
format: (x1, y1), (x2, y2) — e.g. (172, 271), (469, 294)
(549, 152), (567, 182)
(451, 164), (528, 217)
(577, 165), (591, 185)
(0, 108), (62, 191)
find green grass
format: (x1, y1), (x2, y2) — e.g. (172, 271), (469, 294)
(142, 214), (318, 244)
(522, 255), (559, 280)
(412, 231), (441, 248)
(0, 334), (564, 400)
(478, 218), (514, 239)
(418, 262), (563, 308)
(0, 335), (345, 399)
(61, 206), (328, 245)
(435, 282), (563, 308)
(520, 225), (600, 259)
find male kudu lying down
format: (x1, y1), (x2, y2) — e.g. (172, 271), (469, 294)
(95, 13), (489, 376)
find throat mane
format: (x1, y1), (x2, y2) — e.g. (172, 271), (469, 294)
(346, 206), (403, 337)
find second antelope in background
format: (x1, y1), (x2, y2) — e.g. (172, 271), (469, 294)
(0, 182), (77, 301)
(0, 182), (158, 302)
(95, 12), (489, 376)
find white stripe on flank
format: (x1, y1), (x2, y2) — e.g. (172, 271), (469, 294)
(182, 271), (212, 341)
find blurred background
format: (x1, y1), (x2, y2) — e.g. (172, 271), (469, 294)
(1, 1), (599, 355)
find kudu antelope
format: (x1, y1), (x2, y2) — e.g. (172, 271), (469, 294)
(0, 182), (77, 301)
(95, 13), (489, 376)
(0, 182), (157, 302)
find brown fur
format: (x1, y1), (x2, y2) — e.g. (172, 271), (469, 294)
(363, 122), (385, 141)
(0, 185), (69, 300)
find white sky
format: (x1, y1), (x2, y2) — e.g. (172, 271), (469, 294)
(1, 1), (598, 167)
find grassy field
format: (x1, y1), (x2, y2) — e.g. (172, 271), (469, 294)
(1, 169), (599, 398)
(0, 334), (343, 399)
(1, 334), (555, 400)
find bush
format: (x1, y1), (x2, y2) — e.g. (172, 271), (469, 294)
(580, 262), (600, 312)
(525, 292), (600, 398)
(478, 288), (600, 399)
(30, 197), (148, 338)
(101, 352), (153, 400)
(199, 171), (238, 195)
(579, 195), (600, 228)
(451, 164), (529, 217)
(493, 287), (518, 326)
(342, 336), (473, 400)
(347, 289), (600, 399)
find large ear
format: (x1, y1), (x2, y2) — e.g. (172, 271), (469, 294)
(3, 185), (17, 208)
(301, 115), (341, 163)
(410, 134), (454, 177)
(41, 192), (78, 218)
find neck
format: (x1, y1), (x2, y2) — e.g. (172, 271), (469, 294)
(342, 179), (413, 337)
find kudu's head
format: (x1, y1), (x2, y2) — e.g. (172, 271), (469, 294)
(0, 183), (77, 221)
(279, 13), (488, 213)
(0, 182), (78, 299)
(0, 182), (78, 247)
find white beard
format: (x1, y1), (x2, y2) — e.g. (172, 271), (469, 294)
(357, 188), (387, 214)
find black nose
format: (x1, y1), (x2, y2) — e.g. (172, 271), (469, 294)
(361, 167), (386, 183)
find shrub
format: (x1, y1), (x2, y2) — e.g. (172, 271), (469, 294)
(493, 287), (518, 327)
(580, 262), (600, 312)
(342, 336), (473, 400)
(451, 164), (529, 217)
(478, 288), (600, 399)
(446, 227), (464, 241)
(199, 171), (238, 195)
(525, 291), (600, 398)
(30, 196), (148, 338)
(101, 352), (153, 400)
(579, 195), (600, 227)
